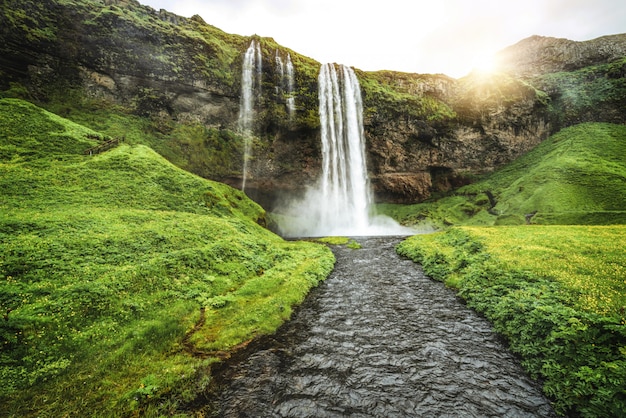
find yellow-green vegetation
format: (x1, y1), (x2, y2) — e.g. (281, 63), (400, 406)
(380, 122), (626, 227)
(312, 236), (362, 249)
(0, 98), (334, 416)
(464, 226), (625, 316)
(314, 236), (352, 245)
(397, 226), (626, 417)
(358, 70), (456, 122)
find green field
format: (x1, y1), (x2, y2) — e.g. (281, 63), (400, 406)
(0, 98), (334, 416)
(397, 226), (626, 417)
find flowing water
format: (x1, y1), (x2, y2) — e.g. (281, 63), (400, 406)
(239, 40), (262, 191)
(275, 51), (296, 120)
(276, 64), (410, 237)
(317, 64), (371, 235)
(204, 236), (556, 417)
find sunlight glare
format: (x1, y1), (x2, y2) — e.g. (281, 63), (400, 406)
(471, 51), (497, 74)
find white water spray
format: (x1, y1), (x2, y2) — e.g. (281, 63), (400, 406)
(239, 40), (262, 191)
(277, 63), (413, 237)
(318, 63), (371, 233)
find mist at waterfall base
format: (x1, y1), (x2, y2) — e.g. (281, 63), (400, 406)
(275, 186), (416, 238)
(275, 64), (415, 238)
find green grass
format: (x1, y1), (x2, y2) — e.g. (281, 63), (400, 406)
(397, 226), (626, 417)
(380, 122), (626, 227)
(0, 98), (334, 416)
(462, 226), (626, 315)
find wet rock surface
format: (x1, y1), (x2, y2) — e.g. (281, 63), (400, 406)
(211, 236), (556, 417)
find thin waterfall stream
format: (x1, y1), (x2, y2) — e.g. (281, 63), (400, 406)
(201, 236), (556, 417)
(239, 40), (262, 192)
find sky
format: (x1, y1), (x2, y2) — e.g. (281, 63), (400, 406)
(141, 0), (625, 78)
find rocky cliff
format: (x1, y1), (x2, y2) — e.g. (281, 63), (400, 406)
(1, 0), (624, 206)
(496, 34), (626, 78)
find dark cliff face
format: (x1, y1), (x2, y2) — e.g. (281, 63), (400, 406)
(1, 0), (624, 206)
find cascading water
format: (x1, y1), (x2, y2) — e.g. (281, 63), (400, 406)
(274, 50), (284, 96)
(276, 63), (413, 237)
(285, 53), (296, 119)
(318, 63), (371, 234)
(238, 40), (262, 191)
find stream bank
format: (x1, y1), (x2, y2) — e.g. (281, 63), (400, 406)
(196, 236), (556, 417)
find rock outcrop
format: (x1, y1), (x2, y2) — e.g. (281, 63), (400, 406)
(496, 34), (626, 78)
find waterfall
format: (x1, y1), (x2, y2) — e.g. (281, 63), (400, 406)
(276, 63), (413, 237)
(239, 40), (262, 191)
(285, 54), (296, 119)
(317, 63), (372, 234)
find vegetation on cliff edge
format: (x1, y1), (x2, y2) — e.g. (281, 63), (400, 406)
(533, 57), (626, 127)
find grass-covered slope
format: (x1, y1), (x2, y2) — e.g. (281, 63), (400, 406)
(397, 226), (626, 417)
(380, 122), (626, 227)
(0, 98), (334, 417)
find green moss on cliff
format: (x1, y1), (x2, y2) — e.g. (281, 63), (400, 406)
(1, 0), (58, 42)
(359, 70), (456, 122)
(533, 58), (626, 127)
(453, 71), (547, 121)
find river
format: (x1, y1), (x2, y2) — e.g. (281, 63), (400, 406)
(201, 236), (556, 417)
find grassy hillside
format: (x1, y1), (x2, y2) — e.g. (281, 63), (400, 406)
(380, 122), (626, 227)
(397, 226), (626, 416)
(0, 98), (334, 416)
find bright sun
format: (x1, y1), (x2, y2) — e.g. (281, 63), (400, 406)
(471, 51), (497, 73)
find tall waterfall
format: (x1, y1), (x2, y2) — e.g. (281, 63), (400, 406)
(239, 40), (262, 191)
(276, 64), (412, 237)
(317, 63), (372, 233)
